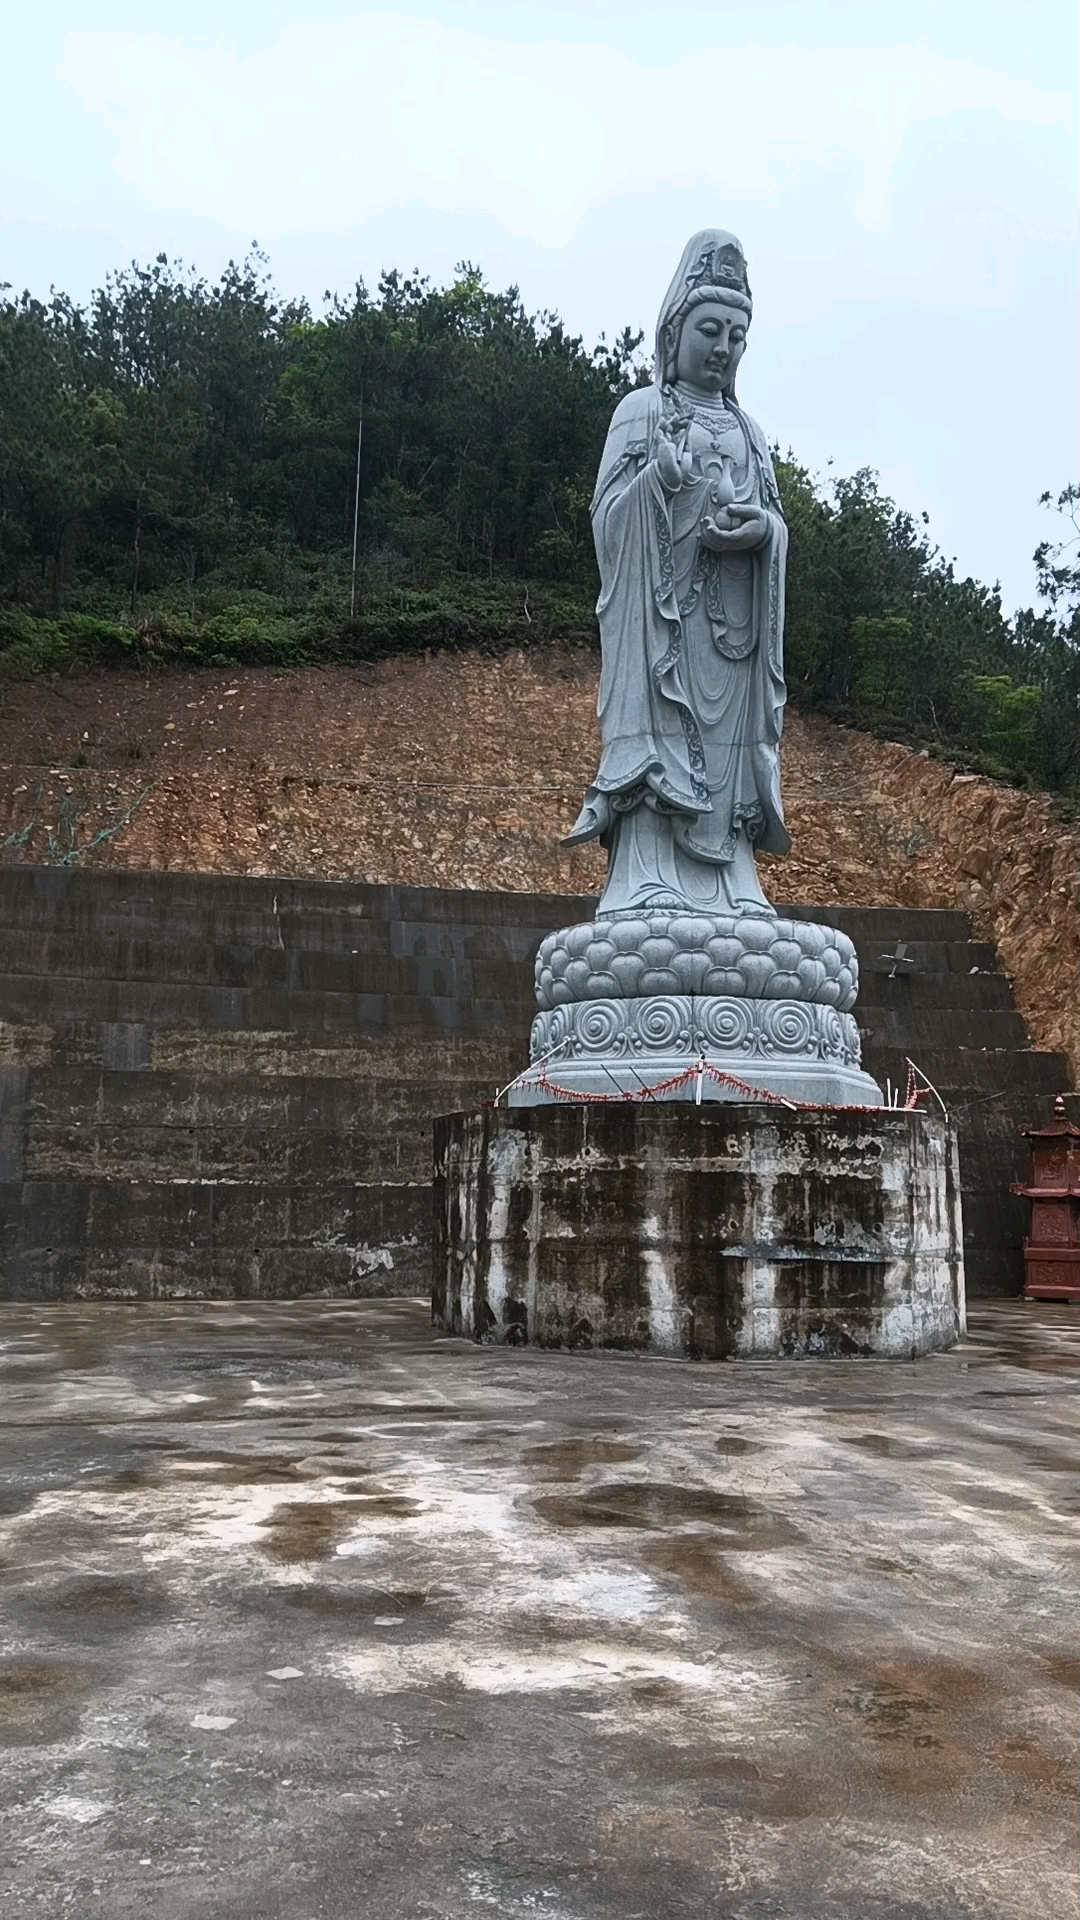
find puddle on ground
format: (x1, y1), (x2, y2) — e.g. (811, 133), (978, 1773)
(523, 1439), (642, 1481)
(975, 1388), (1047, 1399)
(841, 1658), (989, 1734)
(258, 1493), (421, 1562)
(530, 1482), (799, 1549)
(1039, 1652), (1080, 1691)
(0, 1660), (91, 1740)
(95, 1450), (369, 1491)
(998, 1440), (1078, 1476)
(271, 1584), (435, 1618)
(639, 1537), (757, 1603)
(28, 1575), (171, 1626)
(840, 1433), (937, 1461)
(944, 1483), (1029, 1512)
(661, 1749), (833, 1820)
(967, 1341), (1080, 1378)
(0, 1489), (38, 1519)
(172, 1355), (363, 1383)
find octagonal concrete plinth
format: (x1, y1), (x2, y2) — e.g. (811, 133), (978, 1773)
(433, 1104), (965, 1360)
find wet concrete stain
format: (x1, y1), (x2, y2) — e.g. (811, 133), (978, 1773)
(989, 1437), (1079, 1475)
(840, 1433), (937, 1460)
(28, 1574), (172, 1626)
(258, 1492), (421, 1561)
(1039, 1652), (1080, 1691)
(270, 1584), (436, 1619)
(523, 1438), (643, 1481)
(943, 1483), (1030, 1512)
(531, 1482), (800, 1549)
(656, 1748), (838, 1821)
(0, 1296), (1075, 1920)
(0, 1489), (38, 1519)
(94, 1448), (374, 1490)
(0, 1660), (91, 1743)
(639, 1537), (757, 1604)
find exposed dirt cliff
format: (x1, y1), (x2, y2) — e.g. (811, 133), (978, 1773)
(1, 648), (1076, 1078)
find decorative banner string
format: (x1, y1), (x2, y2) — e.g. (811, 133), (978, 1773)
(518, 1058), (930, 1118)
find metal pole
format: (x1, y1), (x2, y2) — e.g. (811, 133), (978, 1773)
(350, 393), (363, 620)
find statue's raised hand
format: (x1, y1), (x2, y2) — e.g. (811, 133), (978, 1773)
(701, 503), (770, 552)
(654, 419), (693, 493)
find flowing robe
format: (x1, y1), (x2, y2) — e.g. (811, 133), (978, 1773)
(566, 382), (791, 916)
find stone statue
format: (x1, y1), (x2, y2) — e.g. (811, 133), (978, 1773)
(510, 230), (882, 1107)
(565, 230), (789, 919)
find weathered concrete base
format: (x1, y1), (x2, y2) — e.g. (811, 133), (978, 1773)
(433, 1103), (965, 1359)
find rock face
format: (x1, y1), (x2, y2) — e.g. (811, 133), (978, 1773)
(0, 650), (1075, 1081)
(433, 1103), (966, 1359)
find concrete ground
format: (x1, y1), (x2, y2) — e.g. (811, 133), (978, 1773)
(0, 1300), (1076, 1920)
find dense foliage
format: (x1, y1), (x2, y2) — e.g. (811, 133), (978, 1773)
(0, 253), (1076, 801)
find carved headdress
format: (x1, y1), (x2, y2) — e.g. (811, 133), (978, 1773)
(655, 229), (752, 390)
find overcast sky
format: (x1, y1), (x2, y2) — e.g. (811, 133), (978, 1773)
(4, 1), (1076, 610)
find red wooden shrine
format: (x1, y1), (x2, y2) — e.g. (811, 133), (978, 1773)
(1011, 1096), (1080, 1302)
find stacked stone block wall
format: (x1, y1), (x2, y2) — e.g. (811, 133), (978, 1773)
(0, 868), (1070, 1299)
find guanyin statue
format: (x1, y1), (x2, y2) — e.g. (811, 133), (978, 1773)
(565, 229), (789, 919)
(514, 231), (881, 1107)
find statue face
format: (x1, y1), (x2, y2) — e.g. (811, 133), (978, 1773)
(675, 300), (748, 394)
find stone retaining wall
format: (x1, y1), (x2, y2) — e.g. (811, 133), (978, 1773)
(0, 867), (1070, 1299)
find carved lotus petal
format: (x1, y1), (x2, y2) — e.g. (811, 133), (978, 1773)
(705, 937), (743, 968)
(640, 968), (681, 995)
(585, 940), (616, 971)
(734, 917), (776, 953)
(585, 971), (620, 999)
(796, 957), (827, 995)
(640, 937), (677, 968)
(771, 940), (804, 972)
(702, 968), (745, 996)
(610, 918), (651, 951)
(668, 916), (714, 949)
(737, 953), (776, 995)
(609, 953), (645, 992)
(764, 970), (804, 999)
(671, 950), (711, 993)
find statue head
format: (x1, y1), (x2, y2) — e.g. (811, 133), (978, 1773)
(656, 230), (752, 397)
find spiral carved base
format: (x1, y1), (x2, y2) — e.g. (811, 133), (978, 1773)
(511, 994), (882, 1107)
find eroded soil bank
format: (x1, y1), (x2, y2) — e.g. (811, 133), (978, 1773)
(0, 1296), (1076, 1918)
(0, 648), (1076, 1075)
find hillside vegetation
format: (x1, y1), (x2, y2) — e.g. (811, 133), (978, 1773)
(1, 254), (1076, 802)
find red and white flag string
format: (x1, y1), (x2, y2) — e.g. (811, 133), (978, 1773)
(516, 1057), (931, 1118)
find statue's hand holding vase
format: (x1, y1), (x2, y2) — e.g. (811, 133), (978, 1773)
(701, 502), (770, 552)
